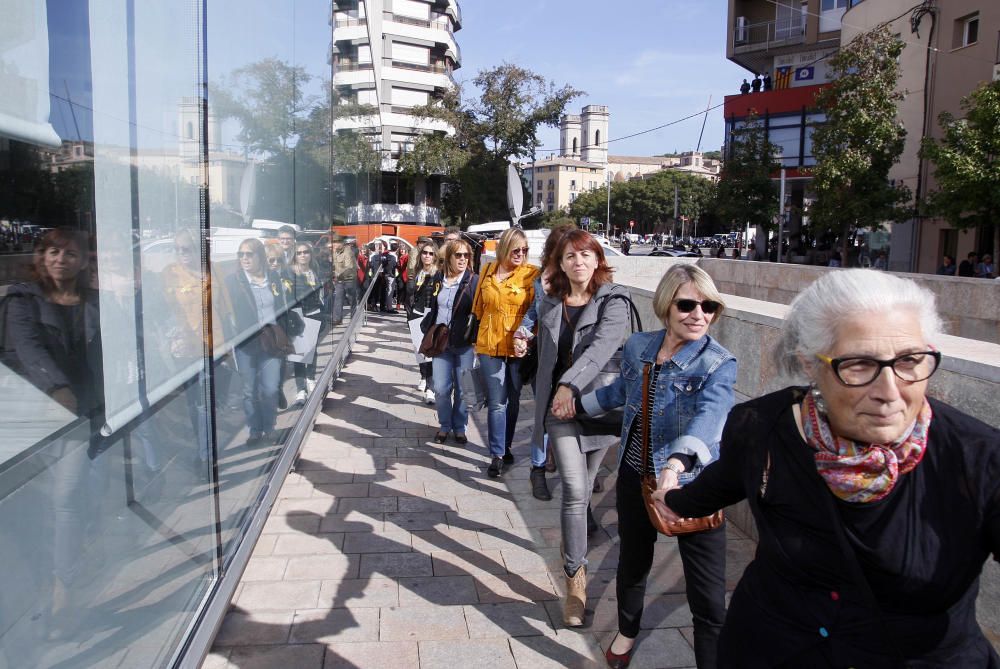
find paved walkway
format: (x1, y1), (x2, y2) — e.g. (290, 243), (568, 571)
(204, 313), (756, 669)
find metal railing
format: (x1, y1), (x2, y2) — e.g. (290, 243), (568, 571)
(333, 17), (367, 27)
(732, 17), (806, 50)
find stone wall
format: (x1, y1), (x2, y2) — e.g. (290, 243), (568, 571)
(607, 256), (1000, 344)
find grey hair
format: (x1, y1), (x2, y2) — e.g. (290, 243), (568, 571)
(773, 269), (944, 383)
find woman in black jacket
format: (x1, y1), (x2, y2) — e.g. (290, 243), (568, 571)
(406, 239), (439, 403)
(289, 241), (324, 405)
(656, 269), (1000, 668)
(224, 238), (295, 445)
(421, 239), (478, 445)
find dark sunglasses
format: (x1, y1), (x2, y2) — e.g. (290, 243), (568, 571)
(296, 249), (312, 254)
(237, 251), (255, 258)
(267, 257), (280, 264)
(510, 246), (530, 256)
(453, 252), (470, 259)
(674, 299), (721, 315)
(421, 250), (436, 256)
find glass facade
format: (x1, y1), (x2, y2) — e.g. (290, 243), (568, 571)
(0, 2), (373, 666)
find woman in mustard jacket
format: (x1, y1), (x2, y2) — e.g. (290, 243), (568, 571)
(471, 227), (540, 477)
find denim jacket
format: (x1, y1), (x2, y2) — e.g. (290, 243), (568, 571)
(581, 330), (736, 482)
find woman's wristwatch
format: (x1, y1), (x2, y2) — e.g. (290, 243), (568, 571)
(665, 460), (685, 475)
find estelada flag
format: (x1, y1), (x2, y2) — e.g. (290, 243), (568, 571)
(774, 66), (793, 90)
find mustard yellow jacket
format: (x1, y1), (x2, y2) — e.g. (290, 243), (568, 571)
(472, 261), (540, 357)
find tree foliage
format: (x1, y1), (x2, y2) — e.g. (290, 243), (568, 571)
(920, 80), (1000, 258)
(809, 26), (911, 251)
(401, 64), (582, 225)
(714, 113), (779, 233)
(568, 170), (716, 236)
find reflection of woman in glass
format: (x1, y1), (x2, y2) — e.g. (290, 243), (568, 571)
(290, 241), (323, 405)
(406, 240), (439, 404)
(3, 228), (105, 635)
(224, 238), (293, 445)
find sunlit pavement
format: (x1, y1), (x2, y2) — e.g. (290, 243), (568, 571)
(205, 313), (756, 669)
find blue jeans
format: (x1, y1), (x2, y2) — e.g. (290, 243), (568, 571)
(432, 346), (474, 434)
(479, 354), (523, 458)
(235, 345), (281, 434)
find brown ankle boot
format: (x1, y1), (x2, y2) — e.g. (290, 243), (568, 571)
(563, 566), (587, 627)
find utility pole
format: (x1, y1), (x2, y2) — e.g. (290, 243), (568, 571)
(605, 169), (611, 239)
(777, 168), (786, 263)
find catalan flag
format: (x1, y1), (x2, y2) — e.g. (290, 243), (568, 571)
(774, 66), (792, 90)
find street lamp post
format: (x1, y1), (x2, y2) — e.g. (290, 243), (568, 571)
(605, 168), (611, 239)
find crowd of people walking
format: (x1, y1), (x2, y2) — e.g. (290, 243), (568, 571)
(404, 224), (1000, 669)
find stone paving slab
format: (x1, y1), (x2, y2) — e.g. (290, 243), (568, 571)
(207, 312), (754, 668)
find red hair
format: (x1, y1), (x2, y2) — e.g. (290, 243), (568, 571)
(547, 229), (614, 299)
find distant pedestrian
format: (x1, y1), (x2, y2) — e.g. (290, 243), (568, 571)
(751, 74), (762, 92)
(739, 79), (750, 95)
(957, 251), (978, 277)
(762, 73), (772, 91)
(936, 254), (956, 276)
(976, 254), (994, 278)
(873, 252), (887, 271)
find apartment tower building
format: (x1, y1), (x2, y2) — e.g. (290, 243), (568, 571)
(330, 0), (461, 241)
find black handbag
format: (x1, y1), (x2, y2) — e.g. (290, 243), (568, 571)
(284, 309), (305, 337)
(574, 293), (643, 435)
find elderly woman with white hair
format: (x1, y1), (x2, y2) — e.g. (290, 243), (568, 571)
(655, 269), (1000, 668)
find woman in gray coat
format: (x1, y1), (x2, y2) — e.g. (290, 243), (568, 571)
(526, 229), (631, 628)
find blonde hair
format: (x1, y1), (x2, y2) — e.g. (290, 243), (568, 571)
(652, 264), (725, 326)
(496, 227), (528, 265)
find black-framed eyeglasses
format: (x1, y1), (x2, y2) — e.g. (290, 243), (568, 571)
(673, 299), (721, 315)
(816, 350), (941, 387)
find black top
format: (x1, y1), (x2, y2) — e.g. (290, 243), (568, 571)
(552, 303), (584, 394)
(420, 270), (479, 350)
(665, 387), (1000, 667)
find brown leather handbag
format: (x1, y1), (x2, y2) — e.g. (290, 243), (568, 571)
(639, 363), (724, 536)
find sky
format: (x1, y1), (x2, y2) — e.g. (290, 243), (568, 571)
(457, 0), (748, 159)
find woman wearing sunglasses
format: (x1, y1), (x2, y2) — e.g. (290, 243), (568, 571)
(655, 270), (1000, 668)
(406, 240), (440, 404)
(290, 242), (323, 405)
(421, 240), (479, 444)
(471, 227), (540, 477)
(225, 238), (295, 445)
(573, 264), (736, 668)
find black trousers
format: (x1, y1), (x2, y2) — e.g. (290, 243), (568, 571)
(616, 462), (727, 669)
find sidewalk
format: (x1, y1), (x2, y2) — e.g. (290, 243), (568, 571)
(205, 312), (756, 669)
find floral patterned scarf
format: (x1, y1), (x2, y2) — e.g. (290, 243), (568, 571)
(801, 393), (932, 503)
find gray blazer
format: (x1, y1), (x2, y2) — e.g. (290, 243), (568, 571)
(530, 282), (632, 454)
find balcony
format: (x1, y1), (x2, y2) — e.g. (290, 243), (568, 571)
(345, 203), (441, 225)
(732, 17), (805, 53)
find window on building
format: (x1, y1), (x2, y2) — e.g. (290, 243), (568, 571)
(547, 204), (554, 212)
(536, 193), (543, 203)
(537, 180), (542, 190)
(548, 178), (554, 189)
(570, 192), (577, 202)
(954, 14), (979, 48)
(570, 180), (576, 191)
(547, 192), (554, 203)
(595, 130), (601, 147)
(572, 137), (578, 154)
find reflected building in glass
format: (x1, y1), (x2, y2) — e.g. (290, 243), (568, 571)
(0, 1), (366, 666)
(330, 0), (462, 245)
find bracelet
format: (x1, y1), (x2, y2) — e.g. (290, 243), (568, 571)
(665, 461), (685, 475)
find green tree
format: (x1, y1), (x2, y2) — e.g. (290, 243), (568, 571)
(920, 80), (1000, 265)
(713, 113), (779, 245)
(212, 57), (316, 156)
(810, 26), (911, 260)
(400, 64), (582, 225)
(569, 170), (715, 237)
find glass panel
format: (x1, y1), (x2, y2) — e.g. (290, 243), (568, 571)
(0, 1), (216, 666)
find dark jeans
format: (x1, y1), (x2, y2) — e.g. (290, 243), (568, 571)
(616, 463), (727, 669)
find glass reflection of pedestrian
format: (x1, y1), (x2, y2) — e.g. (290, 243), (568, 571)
(225, 238), (294, 445)
(265, 242), (293, 409)
(3, 229), (106, 637)
(330, 235), (358, 325)
(290, 241), (323, 405)
(406, 240), (440, 404)
(159, 230), (234, 479)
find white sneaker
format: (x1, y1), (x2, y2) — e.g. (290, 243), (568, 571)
(424, 389), (436, 405)
(417, 379), (426, 392)
(306, 379), (316, 393)
(295, 390), (307, 404)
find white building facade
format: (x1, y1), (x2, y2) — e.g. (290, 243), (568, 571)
(331, 0), (461, 226)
